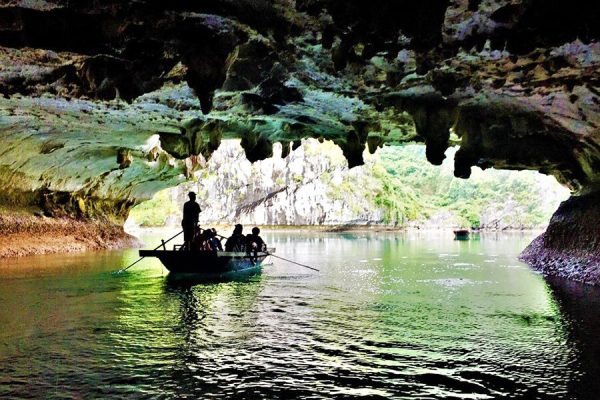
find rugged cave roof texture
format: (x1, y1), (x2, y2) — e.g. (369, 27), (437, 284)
(0, 0), (599, 221)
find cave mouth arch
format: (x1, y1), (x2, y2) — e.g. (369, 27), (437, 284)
(126, 139), (569, 234)
(0, 0), (598, 280)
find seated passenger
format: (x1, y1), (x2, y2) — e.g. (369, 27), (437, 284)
(246, 227), (267, 253)
(209, 228), (223, 251)
(199, 230), (214, 251)
(225, 224), (246, 252)
(190, 228), (203, 251)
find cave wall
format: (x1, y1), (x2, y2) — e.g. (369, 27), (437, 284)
(1, 0), (598, 186)
(0, 89), (190, 224)
(0, 0), (599, 278)
(521, 191), (600, 283)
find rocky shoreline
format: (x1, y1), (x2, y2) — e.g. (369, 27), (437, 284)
(129, 223), (548, 234)
(520, 192), (600, 284)
(0, 214), (139, 258)
(0, 214), (549, 260)
(520, 235), (600, 285)
(4, 211), (597, 289)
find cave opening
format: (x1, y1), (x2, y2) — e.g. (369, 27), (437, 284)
(125, 139), (570, 233)
(1, 1), (600, 398)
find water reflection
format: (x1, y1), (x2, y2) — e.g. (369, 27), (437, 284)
(546, 277), (600, 398)
(0, 232), (598, 398)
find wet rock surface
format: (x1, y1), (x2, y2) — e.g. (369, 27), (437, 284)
(0, 213), (137, 257)
(0, 0), (599, 274)
(521, 191), (600, 284)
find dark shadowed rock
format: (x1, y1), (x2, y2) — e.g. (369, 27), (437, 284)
(521, 191), (600, 283)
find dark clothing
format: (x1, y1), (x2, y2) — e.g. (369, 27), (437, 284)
(246, 233), (266, 263)
(182, 200), (201, 245)
(182, 223), (197, 244)
(210, 237), (223, 252)
(225, 233), (246, 252)
(182, 201), (201, 225)
(246, 234), (267, 253)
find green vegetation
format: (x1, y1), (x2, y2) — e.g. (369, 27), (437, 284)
(129, 189), (178, 227)
(372, 145), (569, 228)
(128, 141), (569, 228)
(323, 144), (568, 228)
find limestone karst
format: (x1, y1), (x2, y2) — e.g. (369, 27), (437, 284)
(0, 0), (598, 281)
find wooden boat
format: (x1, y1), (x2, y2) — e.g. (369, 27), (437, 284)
(138, 248), (273, 280)
(453, 229), (470, 240)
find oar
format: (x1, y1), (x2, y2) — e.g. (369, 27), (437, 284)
(212, 231), (230, 241)
(114, 230), (183, 274)
(265, 253), (319, 272)
(196, 227), (228, 241)
(197, 229), (319, 272)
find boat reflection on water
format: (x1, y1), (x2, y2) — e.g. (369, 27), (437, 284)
(108, 269), (267, 397)
(4, 232), (600, 398)
(161, 271), (265, 340)
(161, 272), (266, 339)
(164, 265), (263, 286)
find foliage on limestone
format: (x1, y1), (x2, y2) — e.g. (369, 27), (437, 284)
(376, 146), (569, 228)
(129, 140), (569, 228)
(129, 189), (178, 227)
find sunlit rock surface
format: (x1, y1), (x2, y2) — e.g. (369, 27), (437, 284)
(186, 141), (389, 226)
(128, 140), (567, 229)
(0, 0), (599, 278)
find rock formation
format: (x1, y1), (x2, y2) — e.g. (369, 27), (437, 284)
(128, 140), (566, 229)
(521, 191), (600, 284)
(0, 1), (598, 280)
(160, 141), (392, 227)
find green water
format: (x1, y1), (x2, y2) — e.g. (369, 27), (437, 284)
(0, 231), (598, 399)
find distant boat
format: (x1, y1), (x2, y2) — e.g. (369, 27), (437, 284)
(453, 229), (470, 240)
(138, 248), (273, 280)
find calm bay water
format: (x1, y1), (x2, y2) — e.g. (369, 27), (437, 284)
(0, 231), (599, 399)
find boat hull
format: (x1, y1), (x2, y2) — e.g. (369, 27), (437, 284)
(453, 230), (470, 240)
(139, 250), (268, 279)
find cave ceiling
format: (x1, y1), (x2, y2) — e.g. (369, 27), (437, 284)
(1, 0), (599, 213)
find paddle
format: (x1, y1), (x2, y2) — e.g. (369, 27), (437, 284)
(209, 229), (319, 272)
(264, 252), (320, 272)
(114, 230), (183, 274)
(115, 226), (318, 274)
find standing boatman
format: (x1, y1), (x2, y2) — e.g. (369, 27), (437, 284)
(182, 191), (201, 250)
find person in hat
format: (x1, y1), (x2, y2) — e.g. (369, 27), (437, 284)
(181, 191), (201, 250)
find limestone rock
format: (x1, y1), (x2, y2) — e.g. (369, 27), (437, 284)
(521, 191), (600, 283)
(0, 0), (599, 279)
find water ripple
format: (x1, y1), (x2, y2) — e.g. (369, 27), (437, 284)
(0, 232), (595, 398)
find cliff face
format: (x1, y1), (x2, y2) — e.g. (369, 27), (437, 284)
(0, 1), (599, 278)
(128, 140), (567, 229)
(190, 144), (390, 225)
(189, 141), (387, 226)
(149, 140), (394, 227)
